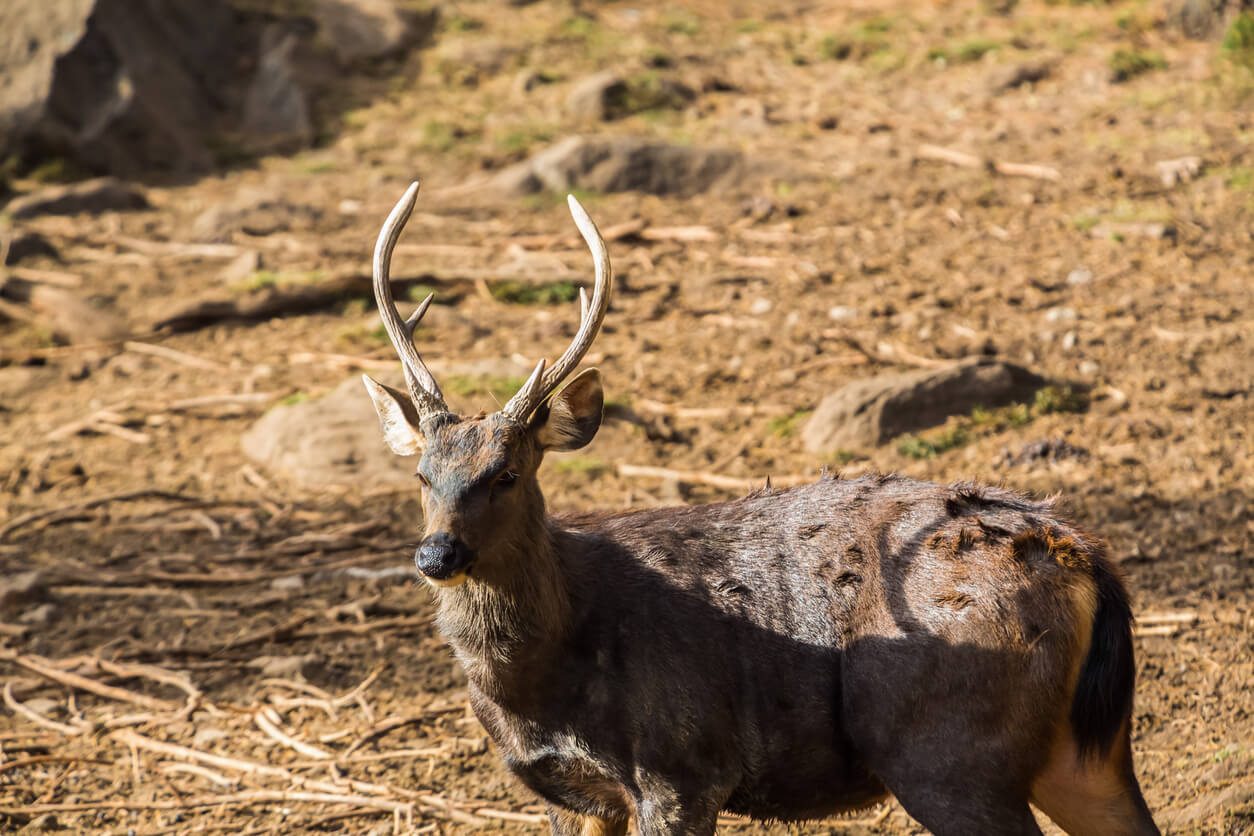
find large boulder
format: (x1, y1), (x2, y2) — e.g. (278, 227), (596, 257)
(802, 359), (1049, 452)
(243, 374), (417, 489)
(0, 0), (435, 177)
(494, 136), (753, 198)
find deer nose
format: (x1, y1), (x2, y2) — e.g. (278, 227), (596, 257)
(415, 532), (475, 582)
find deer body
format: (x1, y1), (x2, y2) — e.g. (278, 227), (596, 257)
(361, 183), (1160, 836)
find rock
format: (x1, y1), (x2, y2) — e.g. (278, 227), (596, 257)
(250, 654), (321, 678)
(240, 33), (312, 153)
(219, 250), (262, 284)
(2, 230), (59, 264)
(1156, 155), (1203, 187)
(1168, 0), (1247, 39)
(802, 359), (1048, 452)
(308, 0), (423, 65)
(1065, 266), (1093, 286)
(828, 305), (858, 322)
(495, 136), (752, 198)
(999, 437), (1090, 467)
(566, 71), (628, 121)
(192, 185), (322, 242)
(15, 813), (58, 834)
(242, 373), (417, 488)
(19, 602), (57, 625)
(6, 178), (148, 219)
(26, 285), (129, 343)
(1090, 221), (1175, 241)
(0, 0), (435, 177)
(990, 59), (1053, 93)
(0, 570), (47, 612)
(271, 575), (305, 592)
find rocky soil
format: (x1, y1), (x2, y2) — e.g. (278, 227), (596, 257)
(1, 1), (1252, 834)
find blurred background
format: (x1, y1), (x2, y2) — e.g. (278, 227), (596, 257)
(0, 0), (1251, 833)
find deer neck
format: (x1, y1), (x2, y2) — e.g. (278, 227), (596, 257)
(432, 513), (571, 690)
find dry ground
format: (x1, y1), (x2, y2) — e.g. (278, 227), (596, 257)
(1, 1), (1252, 834)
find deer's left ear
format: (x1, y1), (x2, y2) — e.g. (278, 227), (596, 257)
(531, 368), (603, 451)
(362, 375), (425, 456)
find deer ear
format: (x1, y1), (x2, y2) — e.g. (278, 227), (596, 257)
(531, 368), (603, 451)
(362, 375), (425, 456)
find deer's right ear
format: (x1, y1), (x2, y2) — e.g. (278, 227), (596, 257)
(362, 375), (425, 456)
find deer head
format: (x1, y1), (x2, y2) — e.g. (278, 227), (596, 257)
(362, 182), (612, 588)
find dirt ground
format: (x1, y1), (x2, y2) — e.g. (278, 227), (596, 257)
(2, 1), (1252, 834)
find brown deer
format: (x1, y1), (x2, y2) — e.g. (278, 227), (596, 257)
(361, 182), (1160, 836)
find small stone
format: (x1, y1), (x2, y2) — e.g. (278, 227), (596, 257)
(565, 71), (627, 122)
(749, 298), (773, 315)
(19, 603), (57, 625)
(1066, 267), (1093, 286)
(1078, 360), (1100, 377)
(1061, 331), (1077, 350)
(1045, 307), (1078, 323)
(271, 575), (305, 592)
(1, 571), (47, 612)
(219, 250), (261, 284)
(828, 306), (858, 321)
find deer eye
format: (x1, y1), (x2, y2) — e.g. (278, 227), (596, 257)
(497, 470), (518, 488)
(415, 471), (431, 488)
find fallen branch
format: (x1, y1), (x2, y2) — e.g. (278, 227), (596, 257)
(617, 464), (813, 492)
(0, 489), (203, 541)
(0, 650), (180, 712)
(633, 398), (790, 419)
(3, 681), (86, 737)
(255, 709), (333, 760)
(124, 340), (226, 371)
(916, 144), (1061, 182)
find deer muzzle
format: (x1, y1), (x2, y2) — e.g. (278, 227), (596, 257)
(415, 531), (475, 587)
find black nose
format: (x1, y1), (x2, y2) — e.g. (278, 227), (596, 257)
(415, 532), (474, 580)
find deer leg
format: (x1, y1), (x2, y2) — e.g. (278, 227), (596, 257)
(547, 806), (629, 836)
(888, 786), (1044, 836)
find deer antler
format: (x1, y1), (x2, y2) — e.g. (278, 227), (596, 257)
(373, 181), (450, 422)
(502, 195), (613, 422)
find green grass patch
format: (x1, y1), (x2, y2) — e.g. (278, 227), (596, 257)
(1109, 49), (1166, 83)
(232, 269), (327, 293)
(552, 455), (610, 476)
(899, 386), (1087, 459)
(767, 409), (812, 439)
(444, 14), (483, 32)
(819, 15), (899, 62)
(898, 425), (970, 459)
(490, 280), (578, 306)
(1223, 12), (1254, 67)
(1221, 166), (1253, 189)
(661, 10), (701, 36)
(444, 375), (529, 403)
(281, 392), (309, 406)
(929, 38), (1001, 65)
(497, 123), (555, 156)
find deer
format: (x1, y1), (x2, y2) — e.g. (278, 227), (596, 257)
(360, 181), (1161, 836)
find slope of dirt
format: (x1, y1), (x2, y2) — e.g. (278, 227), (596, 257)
(1, 1), (1252, 834)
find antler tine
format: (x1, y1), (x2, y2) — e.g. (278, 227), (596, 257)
(373, 181), (450, 421)
(502, 195), (613, 422)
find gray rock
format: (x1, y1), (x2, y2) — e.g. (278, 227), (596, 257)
(6, 178), (148, 219)
(240, 32), (312, 153)
(990, 59), (1053, 93)
(565, 71), (627, 121)
(0, 570), (47, 612)
(242, 373), (417, 488)
(193, 185), (322, 242)
(496, 135), (750, 198)
(309, 0), (421, 65)
(2, 229), (58, 264)
(802, 359), (1048, 452)
(0, 0), (434, 177)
